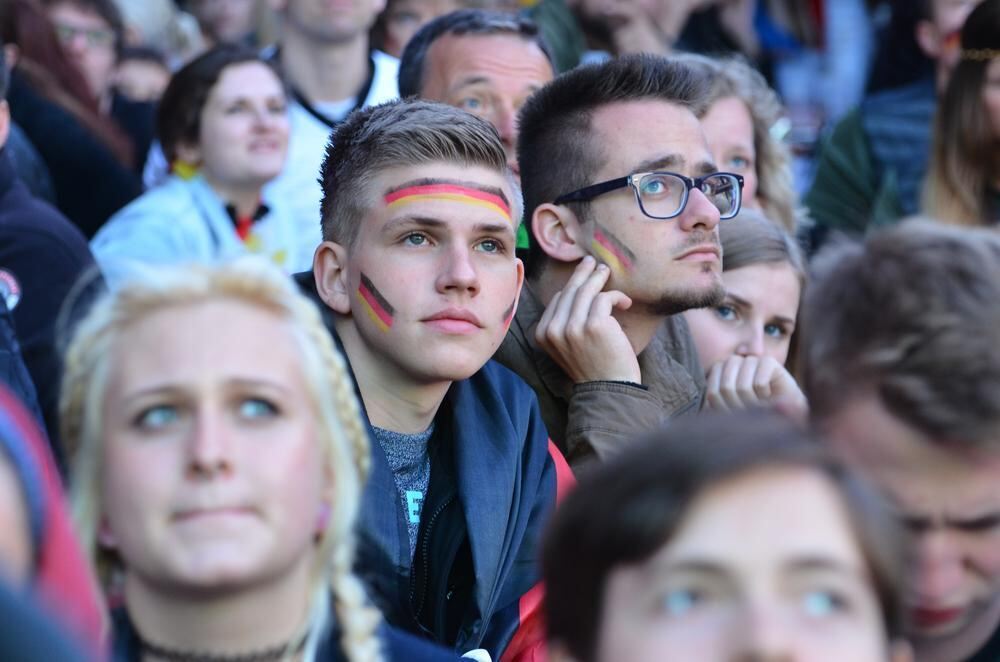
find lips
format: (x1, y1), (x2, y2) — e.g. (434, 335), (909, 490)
(911, 605), (966, 630)
(173, 506), (255, 523)
(422, 308), (484, 334)
(676, 244), (721, 262)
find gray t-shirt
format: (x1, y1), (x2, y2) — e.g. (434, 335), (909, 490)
(372, 423), (433, 559)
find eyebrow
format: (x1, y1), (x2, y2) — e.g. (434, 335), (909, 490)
(121, 377), (290, 404)
(382, 215), (515, 238)
(632, 155), (718, 177)
(384, 178), (510, 205)
(783, 556), (862, 577)
(724, 293), (796, 326)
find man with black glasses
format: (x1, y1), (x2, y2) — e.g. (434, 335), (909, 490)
(496, 54), (754, 468)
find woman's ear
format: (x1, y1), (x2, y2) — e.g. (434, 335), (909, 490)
(313, 241), (352, 315)
(531, 203), (589, 265)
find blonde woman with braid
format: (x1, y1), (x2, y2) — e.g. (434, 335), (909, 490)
(59, 258), (461, 662)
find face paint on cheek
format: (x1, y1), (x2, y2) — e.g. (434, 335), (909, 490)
(591, 225), (636, 273)
(384, 184), (513, 223)
(356, 273), (395, 332)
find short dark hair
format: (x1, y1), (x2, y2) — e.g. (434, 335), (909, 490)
(40, 0), (125, 58)
(517, 54), (709, 277)
(542, 411), (907, 662)
(397, 9), (553, 99)
(801, 220), (1000, 444)
(157, 44), (283, 165)
(319, 98), (517, 246)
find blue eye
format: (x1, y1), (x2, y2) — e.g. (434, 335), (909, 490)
(404, 233), (428, 246)
(135, 405), (179, 430)
(662, 589), (702, 617)
(801, 590), (848, 618)
(728, 156), (750, 170)
(238, 398), (278, 419)
(640, 178), (667, 196)
(459, 97), (483, 112)
(714, 305), (737, 321)
(477, 238), (504, 254)
(764, 323), (788, 338)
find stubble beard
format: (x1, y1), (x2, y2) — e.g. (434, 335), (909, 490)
(647, 266), (725, 316)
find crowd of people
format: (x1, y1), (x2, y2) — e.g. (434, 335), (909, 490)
(1, 0), (999, 660)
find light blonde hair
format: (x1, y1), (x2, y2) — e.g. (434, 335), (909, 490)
(672, 53), (800, 233)
(60, 258), (383, 662)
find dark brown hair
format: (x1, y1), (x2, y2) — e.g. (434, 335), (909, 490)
(542, 410), (907, 662)
(800, 219), (1000, 443)
(923, 0), (1000, 224)
(516, 54), (709, 278)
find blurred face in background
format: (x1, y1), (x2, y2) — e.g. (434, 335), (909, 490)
(280, 0), (386, 44)
(177, 61), (290, 197)
(115, 56), (171, 102)
(379, 0), (462, 57)
(420, 32), (554, 176)
(594, 466), (906, 662)
(192, 0), (257, 44)
(701, 95), (758, 207)
(825, 397), (1000, 662)
(917, 0), (982, 73)
(48, 1), (117, 103)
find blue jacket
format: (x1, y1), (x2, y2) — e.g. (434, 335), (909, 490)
(296, 272), (566, 660)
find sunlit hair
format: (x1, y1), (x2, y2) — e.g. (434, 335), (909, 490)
(672, 53), (799, 233)
(60, 258), (382, 662)
(923, 0), (1000, 225)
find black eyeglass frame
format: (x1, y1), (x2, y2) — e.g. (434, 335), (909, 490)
(552, 171), (746, 220)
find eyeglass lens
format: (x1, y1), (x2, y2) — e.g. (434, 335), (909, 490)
(636, 173), (740, 218)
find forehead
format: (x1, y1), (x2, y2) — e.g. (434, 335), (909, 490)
(208, 62), (283, 98)
(47, 1), (109, 25)
(589, 99), (713, 178)
(108, 300), (303, 390)
(662, 466), (865, 568)
(721, 262), (801, 311)
(424, 32), (554, 88)
(824, 397), (1000, 514)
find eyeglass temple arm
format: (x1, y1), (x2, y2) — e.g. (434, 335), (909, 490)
(552, 176), (631, 205)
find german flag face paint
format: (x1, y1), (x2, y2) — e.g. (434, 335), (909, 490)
(357, 273), (395, 332)
(591, 225), (636, 274)
(384, 181), (512, 223)
(502, 298), (517, 328)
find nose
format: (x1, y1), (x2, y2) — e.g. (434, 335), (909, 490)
(494, 104), (517, 149)
(913, 530), (965, 604)
(735, 602), (795, 662)
(186, 408), (234, 480)
(735, 326), (766, 358)
(678, 187), (721, 233)
(435, 244), (480, 297)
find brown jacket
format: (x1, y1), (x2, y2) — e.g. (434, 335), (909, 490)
(494, 284), (705, 469)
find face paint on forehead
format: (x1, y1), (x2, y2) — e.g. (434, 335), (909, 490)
(357, 273), (395, 333)
(590, 224), (636, 273)
(384, 180), (513, 222)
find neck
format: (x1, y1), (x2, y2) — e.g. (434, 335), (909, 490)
(124, 555), (314, 657)
(203, 175), (263, 219)
(530, 267), (659, 356)
(334, 317), (449, 434)
(281, 30), (369, 104)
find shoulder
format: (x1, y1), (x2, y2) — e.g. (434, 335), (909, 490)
(0, 186), (92, 264)
(369, 50), (400, 105)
